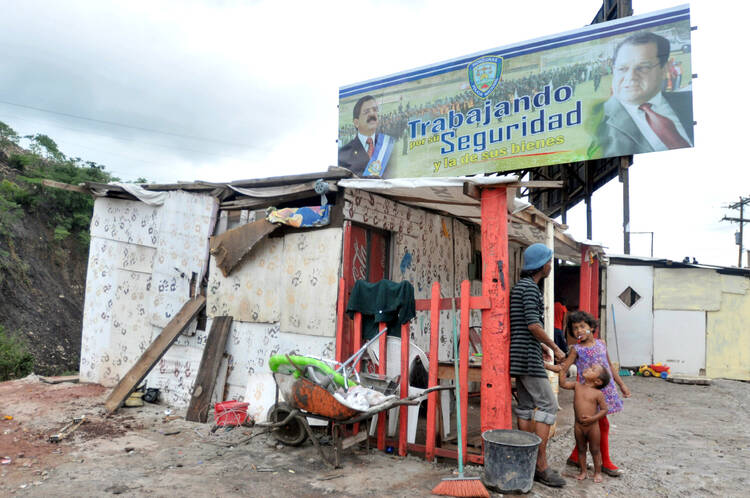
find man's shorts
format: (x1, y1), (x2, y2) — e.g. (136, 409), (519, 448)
(514, 375), (556, 425)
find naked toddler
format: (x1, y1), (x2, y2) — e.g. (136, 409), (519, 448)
(559, 363), (610, 482)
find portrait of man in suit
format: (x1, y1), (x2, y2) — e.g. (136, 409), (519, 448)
(338, 95), (395, 177)
(592, 32), (694, 157)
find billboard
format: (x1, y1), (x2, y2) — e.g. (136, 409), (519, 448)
(337, 5), (693, 179)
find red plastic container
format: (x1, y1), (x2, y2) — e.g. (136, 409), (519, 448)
(214, 401), (249, 426)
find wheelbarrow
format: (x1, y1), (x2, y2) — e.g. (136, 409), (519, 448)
(260, 366), (448, 468)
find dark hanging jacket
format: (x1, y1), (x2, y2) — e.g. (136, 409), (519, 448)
(346, 279), (416, 340)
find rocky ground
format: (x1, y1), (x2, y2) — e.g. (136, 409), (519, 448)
(0, 374), (748, 497)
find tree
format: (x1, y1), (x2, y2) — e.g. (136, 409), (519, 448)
(0, 121), (20, 146)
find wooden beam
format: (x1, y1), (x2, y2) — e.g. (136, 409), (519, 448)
(228, 181), (337, 198)
(383, 194), (477, 207)
(462, 182), (481, 201)
(415, 296), (490, 311)
(220, 189), (325, 210)
(209, 219), (279, 277)
(41, 179), (88, 193)
(104, 296), (206, 414)
(186, 316), (234, 423)
(39, 375), (79, 384)
(229, 167), (352, 188)
(480, 187), (512, 431)
(507, 181), (563, 189)
(511, 209), (577, 251)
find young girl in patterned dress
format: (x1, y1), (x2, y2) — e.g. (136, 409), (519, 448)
(561, 311), (631, 477)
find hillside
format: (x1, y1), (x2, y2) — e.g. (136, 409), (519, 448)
(0, 124), (114, 375)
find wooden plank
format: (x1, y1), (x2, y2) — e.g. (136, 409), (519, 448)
(398, 322), (409, 457)
(41, 179), (88, 193)
(463, 182), (481, 201)
(437, 363), (482, 383)
(209, 219), (278, 277)
(415, 296), (490, 311)
(185, 316), (234, 423)
(425, 282), (441, 462)
(480, 187), (512, 431)
(459, 280), (471, 463)
(666, 375), (712, 385)
(39, 375), (79, 384)
(507, 181), (563, 189)
(228, 181), (338, 199)
(104, 296), (206, 414)
(220, 189), (327, 210)
(377, 322), (387, 451)
(341, 430), (368, 449)
(229, 167), (352, 188)
(335, 277), (346, 364)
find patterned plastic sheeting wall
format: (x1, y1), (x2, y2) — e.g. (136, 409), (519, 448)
(206, 235), (283, 323)
(148, 191), (218, 327)
(206, 227), (342, 336)
(343, 189), (477, 361)
(143, 319), (334, 413)
(79, 192), (217, 386)
(280, 228), (343, 337)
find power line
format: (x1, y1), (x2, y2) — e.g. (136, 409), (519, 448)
(0, 111), (261, 161)
(0, 98), (262, 149)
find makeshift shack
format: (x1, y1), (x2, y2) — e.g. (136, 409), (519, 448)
(77, 168), (600, 461)
(605, 255), (750, 380)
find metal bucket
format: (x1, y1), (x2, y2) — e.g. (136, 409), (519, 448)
(482, 429), (541, 494)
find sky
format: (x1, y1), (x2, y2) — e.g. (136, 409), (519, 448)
(1, 0), (748, 268)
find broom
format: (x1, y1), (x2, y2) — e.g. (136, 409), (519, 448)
(432, 300), (490, 498)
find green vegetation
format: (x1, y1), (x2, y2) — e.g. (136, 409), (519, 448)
(0, 325), (34, 381)
(0, 121), (118, 248)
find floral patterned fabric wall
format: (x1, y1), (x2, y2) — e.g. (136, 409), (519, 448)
(80, 192), (217, 387)
(343, 190), (478, 361)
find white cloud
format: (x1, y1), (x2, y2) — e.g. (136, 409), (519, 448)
(0, 0), (747, 266)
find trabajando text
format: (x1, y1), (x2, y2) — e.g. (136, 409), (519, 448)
(407, 84), (582, 154)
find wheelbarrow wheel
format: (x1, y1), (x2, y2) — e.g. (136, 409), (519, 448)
(269, 403), (308, 446)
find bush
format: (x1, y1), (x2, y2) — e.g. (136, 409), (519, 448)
(0, 326), (34, 381)
(8, 154), (34, 172)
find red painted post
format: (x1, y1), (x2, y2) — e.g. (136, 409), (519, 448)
(459, 279), (471, 462)
(340, 222), (354, 363)
(335, 278), (346, 364)
(353, 313), (363, 435)
(579, 244), (592, 315)
(353, 314), (362, 372)
(399, 323), (409, 456)
(590, 253), (600, 322)
(480, 187), (512, 431)
(425, 282), (441, 462)
(377, 322), (387, 451)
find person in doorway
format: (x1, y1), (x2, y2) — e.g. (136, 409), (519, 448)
(559, 363), (610, 482)
(553, 298), (569, 358)
(509, 243), (567, 488)
(560, 311), (631, 477)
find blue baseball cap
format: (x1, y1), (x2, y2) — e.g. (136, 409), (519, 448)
(522, 243), (553, 271)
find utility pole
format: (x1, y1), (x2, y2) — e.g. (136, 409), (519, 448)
(722, 196), (750, 267)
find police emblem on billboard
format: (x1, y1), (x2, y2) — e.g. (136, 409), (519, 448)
(467, 56), (503, 98)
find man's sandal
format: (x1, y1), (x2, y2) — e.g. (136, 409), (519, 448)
(534, 468), (566, 487)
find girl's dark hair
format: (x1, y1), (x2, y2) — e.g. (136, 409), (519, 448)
(565, 310), (599, 339)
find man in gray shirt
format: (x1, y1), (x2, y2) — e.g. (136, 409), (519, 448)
(509, 243), (566, 488)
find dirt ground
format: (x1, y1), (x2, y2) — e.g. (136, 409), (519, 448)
(1, 374), (748, 497)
